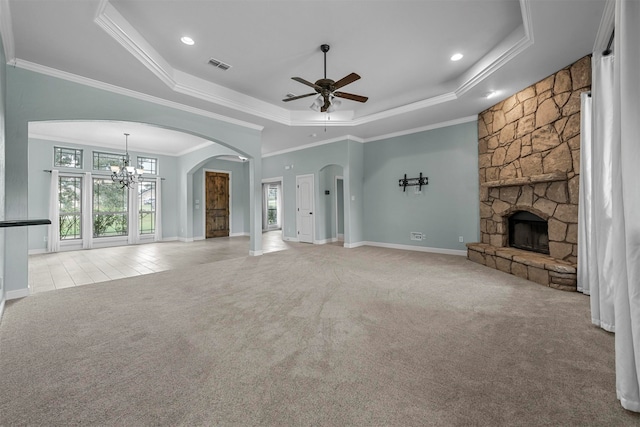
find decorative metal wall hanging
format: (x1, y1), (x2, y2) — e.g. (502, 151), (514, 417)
(399, 173), (428, 192)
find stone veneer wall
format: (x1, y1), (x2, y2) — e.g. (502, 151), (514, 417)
(476, 55), (591, 265)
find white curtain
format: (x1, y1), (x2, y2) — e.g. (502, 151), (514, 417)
(154, 177), (163, 241)
(582, 0), (640, 412)
(47, 170), (60, 252)
(82, 172), (93, 249)
(579, 55), (616, 331)
(127, 184), (139, 245)
(577, 93), (593, 295)
(611, 0), (640, 412)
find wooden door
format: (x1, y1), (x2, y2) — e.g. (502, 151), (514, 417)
(206, 171), (229, 238)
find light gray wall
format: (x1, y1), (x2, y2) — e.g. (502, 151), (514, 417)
(261, 123), (479, 251)
(346, 140), (364, 246)
(363, 121), (479, 251)
(6, 67), (262, 294)
(192, 158), (250, 238)
(27, 138), (180, 251)
(262, 140), (350, 242)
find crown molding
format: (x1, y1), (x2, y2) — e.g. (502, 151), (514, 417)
(94, 0), (533, 128)
(262, 135), (362, 158)
(95, 1), (292, 125)
(0, 0), (15, 62)
(262, 116), (477, 158)
(455, 0), (533, 97)
(94, 0), (175, 89)
(12, 59), (264, 132)
(352, 92), (459, 126)
(363, 115), (478, 144)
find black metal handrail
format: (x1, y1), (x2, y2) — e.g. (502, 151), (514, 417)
(0, 219), (51, 228)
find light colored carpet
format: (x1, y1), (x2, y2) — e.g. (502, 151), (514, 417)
(1, 244), (638, 426)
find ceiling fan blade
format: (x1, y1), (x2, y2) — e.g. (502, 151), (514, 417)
(282, 93), (316, 102)
(333, 73), (360, 90)
(291, 77), (321, 91)
(334, 91), (368, 103)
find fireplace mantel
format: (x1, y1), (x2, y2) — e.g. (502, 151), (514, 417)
(481, 172), (567, 189)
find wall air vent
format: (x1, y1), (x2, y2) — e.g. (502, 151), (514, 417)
(208, 58), (232, 71)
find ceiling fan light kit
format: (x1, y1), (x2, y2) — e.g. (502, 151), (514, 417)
(283, 44), (368, 113)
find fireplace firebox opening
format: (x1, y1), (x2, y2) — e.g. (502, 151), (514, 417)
(508, 211), (550, 255)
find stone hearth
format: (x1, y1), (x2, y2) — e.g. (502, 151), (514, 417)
(467, 243), (577, 291)
(467, 55), (591, 291)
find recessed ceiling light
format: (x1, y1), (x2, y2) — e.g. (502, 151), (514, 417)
(450, 53), (463, 61)
(181, 36), (195, 46)
(485, 90), (500, 99)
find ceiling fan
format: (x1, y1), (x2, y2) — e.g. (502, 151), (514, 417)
(282, 44), (368, 113)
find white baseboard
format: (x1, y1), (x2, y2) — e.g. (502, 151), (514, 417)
(344, 241), (365, 249)
(6, 288), (30, 300)
(230, 232), (249, 237)
(313, 237), (338, 245)
(178, 237), (194, 243)
(194, 236), (206, 241)
(28, 248), (48, 255)
(314, 237), (339, 245)
(249, 250), (263, 256)
(162, 236), (178, 242)
(362, 241), (467, 256)
(0, 298), (5, 322)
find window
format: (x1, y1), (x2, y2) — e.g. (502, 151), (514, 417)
(54, 147), (83, 169)
(93, 178), (127, 237)
(58, 176), (82, 240)
(267, 185), (278, 226)
(137, 157), (157, 175)
(139, 181), (156, 235)
(93, 151), (125, 171)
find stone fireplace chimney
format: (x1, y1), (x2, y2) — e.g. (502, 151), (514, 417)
(467, 55), (591, 291)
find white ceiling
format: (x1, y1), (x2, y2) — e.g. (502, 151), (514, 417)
(5, 0), (607, 156)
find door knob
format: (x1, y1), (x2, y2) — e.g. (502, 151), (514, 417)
(309, 212), (313, 215)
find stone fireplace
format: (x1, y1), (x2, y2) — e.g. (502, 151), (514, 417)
(467, 55), (591, 291)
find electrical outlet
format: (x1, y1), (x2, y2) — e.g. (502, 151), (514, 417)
(43, 236), (47, 242)
(410, 232), (423, 241)
(459, 236), (464, 243)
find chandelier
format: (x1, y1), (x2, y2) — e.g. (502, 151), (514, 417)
(110, 133), (143, 189)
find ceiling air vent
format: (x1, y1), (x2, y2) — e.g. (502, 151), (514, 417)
(208, 58), (232, 71)
(285, 93), (296, 99)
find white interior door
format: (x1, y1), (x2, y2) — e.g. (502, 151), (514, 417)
(296, 174), (314, 243)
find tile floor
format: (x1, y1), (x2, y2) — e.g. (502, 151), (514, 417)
(28, 230), (298, 295)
